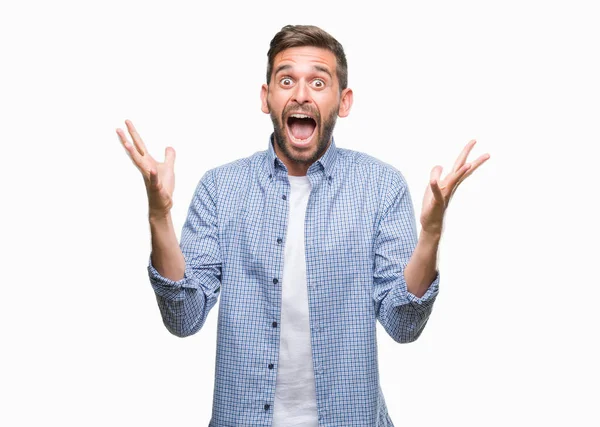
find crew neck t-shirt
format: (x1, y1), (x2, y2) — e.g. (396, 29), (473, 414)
(272, 174), (318, 426)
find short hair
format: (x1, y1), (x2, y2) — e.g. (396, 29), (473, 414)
(266, 25), (348, 92)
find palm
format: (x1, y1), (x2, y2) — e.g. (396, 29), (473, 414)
(117, 120), (176, 216)
(155, 159), (174, 198)
(142, 151), (175, 214)
(420, 140), (490, 235)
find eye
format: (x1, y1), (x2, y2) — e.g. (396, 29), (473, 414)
(280, 77), (293, 87)
(311, 79), (326, 89)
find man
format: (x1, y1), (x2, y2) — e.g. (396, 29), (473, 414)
(117, 25), (489, 427)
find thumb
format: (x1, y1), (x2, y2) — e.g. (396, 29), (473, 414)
(429, 165), (442, 184)
(165, 146), (176, 167)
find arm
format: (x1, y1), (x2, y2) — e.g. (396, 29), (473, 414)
(147, 172), (222, 337)
(117, 119), (221, 338)
(404, 229), (441, 298)
(374, 139), (490, 343)
(149, 212), (185, 281)
(408, 139), (491, 297)
(373, 174), (440, 344)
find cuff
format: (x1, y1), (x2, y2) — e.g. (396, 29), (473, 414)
(147, 254), (195, 289)
(392, 266), (440, 314)
(406, 271), (440, 303)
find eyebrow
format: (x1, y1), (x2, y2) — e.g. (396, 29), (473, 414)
(274, 64), (333, 79)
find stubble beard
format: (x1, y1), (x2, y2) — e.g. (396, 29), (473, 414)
(269, 102), (338, 167)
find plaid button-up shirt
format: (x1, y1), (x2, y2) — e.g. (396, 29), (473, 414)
(148, 135), (439, 426)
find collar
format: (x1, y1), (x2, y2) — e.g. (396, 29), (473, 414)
(266, 133), (339, 181)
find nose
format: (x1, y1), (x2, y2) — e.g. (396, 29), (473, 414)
(291, 80), (311, 105)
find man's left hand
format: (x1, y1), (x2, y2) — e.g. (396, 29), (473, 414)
(420, 139), (490, 236)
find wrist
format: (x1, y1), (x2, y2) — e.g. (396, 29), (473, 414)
(419, 228), (442, 243)
(149, 210), (172, 223)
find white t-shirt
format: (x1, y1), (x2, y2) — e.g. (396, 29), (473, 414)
(272, 174), (318, 427)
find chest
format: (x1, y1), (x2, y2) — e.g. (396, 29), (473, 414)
(218, 176), (378, 273)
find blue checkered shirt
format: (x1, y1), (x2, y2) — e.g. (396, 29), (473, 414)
(148, 135), (440, 426)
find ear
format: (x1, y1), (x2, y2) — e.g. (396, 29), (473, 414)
(260, 84), (270, 114)
(337, 88), (353, 118)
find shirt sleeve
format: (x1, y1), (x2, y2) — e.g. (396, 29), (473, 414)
(147, 169), (222, 337)
(372, 171), (440, 343)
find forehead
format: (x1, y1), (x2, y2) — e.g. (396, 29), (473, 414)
(272, 46), (337, 75)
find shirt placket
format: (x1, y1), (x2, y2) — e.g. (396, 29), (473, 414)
(305, 171), (329, 424)
(262, 167), (291, 420)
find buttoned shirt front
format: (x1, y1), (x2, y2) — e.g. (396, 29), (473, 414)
(147, 135), (440, 426)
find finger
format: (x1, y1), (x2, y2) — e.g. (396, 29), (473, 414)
(430, 165), (447, 191)
(457, 153), (491, 186)
(447, 163), (472, 189)
(125, 119), (147, 157)
(165, 146), (176, 168)
(443, 145), (486, 190)
(452, 139), (477, 172)
(467, 153), (490, 175)
(430, 165), (443, 182)
(116, 127), (131, 149)
(117, 128), (143, 165)
(430, 179), (445, 204)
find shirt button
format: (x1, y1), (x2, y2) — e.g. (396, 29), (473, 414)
(273, 278), (278, 284)
(277, 238), (283, 244)
(272, 321), (277, 328)
(282, 194), (287, 200)
(264, 404), (270, 411)
(268, 363), (274, 369)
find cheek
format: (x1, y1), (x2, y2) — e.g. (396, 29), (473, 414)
(268, 97), (286, 115)
(314, 93), (339, 113)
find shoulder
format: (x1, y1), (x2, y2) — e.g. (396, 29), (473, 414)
(190, 150), (268, 208)
(196, 149), (268, 189)
(205, 150), (267, 178)
(336, 147), (408, 190)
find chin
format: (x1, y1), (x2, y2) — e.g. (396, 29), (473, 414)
(287, 142), (321, 163)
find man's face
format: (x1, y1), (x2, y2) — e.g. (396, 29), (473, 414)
(261, 46), (353, 175)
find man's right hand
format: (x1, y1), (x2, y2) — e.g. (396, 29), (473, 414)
(117, 119), (176, 218)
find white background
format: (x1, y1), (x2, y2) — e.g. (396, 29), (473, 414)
(1, 0), (598, 425)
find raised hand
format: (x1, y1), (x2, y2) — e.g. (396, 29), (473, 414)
(116, 120), (176, 218)
(420, 139), (490, 235)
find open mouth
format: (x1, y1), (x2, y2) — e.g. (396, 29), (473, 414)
(286, 113), (317, 146)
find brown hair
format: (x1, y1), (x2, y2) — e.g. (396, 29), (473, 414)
(266, 25), (348, 92)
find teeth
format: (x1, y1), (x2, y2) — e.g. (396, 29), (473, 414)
(290, 114), (311, 119)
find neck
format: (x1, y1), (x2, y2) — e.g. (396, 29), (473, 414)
(272, 142), (310, 177)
